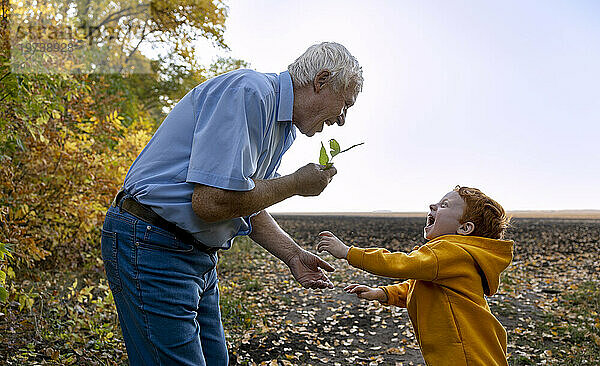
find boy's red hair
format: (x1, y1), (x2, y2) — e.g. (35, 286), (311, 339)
(454, 186), (510, 239)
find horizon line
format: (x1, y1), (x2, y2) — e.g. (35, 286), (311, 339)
(270, 209), (600, 219)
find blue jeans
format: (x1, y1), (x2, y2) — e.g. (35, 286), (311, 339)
(101, 205), (228, 366)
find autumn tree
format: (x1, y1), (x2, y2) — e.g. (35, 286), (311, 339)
(0, 0), (247, 308)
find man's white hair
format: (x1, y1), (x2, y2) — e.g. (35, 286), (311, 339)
(288, 42), (363, 95)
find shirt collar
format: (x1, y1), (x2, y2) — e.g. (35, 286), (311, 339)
(277, 71), (294, 122)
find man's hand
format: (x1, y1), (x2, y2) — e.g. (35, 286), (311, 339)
(292, 163), (337, 196)
(316, 231), (350, 259)
(344, 284), (388, 302)
(286, 249), (335, 289)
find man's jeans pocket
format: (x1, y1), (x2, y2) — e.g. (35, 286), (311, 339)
(137, 224), (194, 254)
(101, 229), (123, 294)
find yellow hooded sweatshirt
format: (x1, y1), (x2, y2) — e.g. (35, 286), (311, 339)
(346, 235), (513, 366)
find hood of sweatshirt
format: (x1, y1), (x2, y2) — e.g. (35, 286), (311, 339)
(432, 235), (514, 296)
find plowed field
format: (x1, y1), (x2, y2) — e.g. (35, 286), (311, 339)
(224, 216), (600, 366)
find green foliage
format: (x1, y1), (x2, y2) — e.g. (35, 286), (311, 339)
(2, 269), (127, 365)
(0, 287), (7, 303)
(554, 281), (600, 365)
(1, 72), (154, 271)
(7, 0), (247, 121)
(0, 242), (13, 302)
(319, 142), (332, 169)
(0, 0), (247, 316)
(0, 0), (251, 361)
(145, 56), (249, 122)
(217, 236), (266, 344)
(220, 294), (254, 330)
(329, 138), (341, 157)
(318, 138), (364, 169)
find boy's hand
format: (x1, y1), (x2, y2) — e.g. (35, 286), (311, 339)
(344, 284), (388, 302)
(316, 231), (350, 259)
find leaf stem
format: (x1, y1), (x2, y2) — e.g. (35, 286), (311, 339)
(339, 142), (364, 154)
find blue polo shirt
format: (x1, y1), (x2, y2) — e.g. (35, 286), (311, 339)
(123, 69), (296, 248)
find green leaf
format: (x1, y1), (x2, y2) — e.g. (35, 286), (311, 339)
(329, 139), (341, 157)
(0, 287), (8, 302)
(319, 142), (329, 166)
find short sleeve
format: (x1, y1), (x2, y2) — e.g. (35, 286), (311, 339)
(187, 86), (266, 191)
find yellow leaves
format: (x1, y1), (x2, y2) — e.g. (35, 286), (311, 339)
(44, 347), (60, 361)
(65, 89), (79, 102)
(593, 333), (600, 347)
(68, 279), (78, 300)
(77, 286), (95, 304)
(29, 242), (51, 261)
(10, 204), (30, 221)
(386, 346), (406, 355)
(36, 114), (50, 126)
(342, 338), (353, 346)
(82, 95), (94, 105)
(316, 341), (334, 350)
(77, 121), (95, 135)
(106, 110), (125, 132)
(63, 139), (79, 154)
(18, 293), (35, 312)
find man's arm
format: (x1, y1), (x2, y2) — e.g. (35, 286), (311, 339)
(192, 164), (336, 223)
(248, 210), (334, 289)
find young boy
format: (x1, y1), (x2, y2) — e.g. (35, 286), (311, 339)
(317, 186), (513, 366)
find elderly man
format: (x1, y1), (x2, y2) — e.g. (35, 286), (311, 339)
(101, 42), (362, 365)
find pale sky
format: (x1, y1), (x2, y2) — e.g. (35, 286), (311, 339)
(193, 0), (600, 213)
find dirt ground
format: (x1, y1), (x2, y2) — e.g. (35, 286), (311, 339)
(227, 216), (600, 366)
(1, 216), (598, 365)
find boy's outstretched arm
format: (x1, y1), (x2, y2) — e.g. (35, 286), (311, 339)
(317, 232), (437, 281)
(344, 284), (387, 303)
(316, 231), (349, 259)
(346, 245), (438, 281)
(380, 280), (413, 307)
(344, 281), (412, 308)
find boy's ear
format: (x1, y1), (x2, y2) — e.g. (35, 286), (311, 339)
(457, 222), (475, 235)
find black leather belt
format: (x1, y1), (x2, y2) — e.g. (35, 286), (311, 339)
(112, 190), (219, 254)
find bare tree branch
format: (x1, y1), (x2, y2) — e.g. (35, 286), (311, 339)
(122, 20), (148, 71)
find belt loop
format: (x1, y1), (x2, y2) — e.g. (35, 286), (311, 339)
(114, 192), (220, 255)
(112, 188), (126, 208)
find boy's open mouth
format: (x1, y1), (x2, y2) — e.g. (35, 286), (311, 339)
(426, 214), (436, 227)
